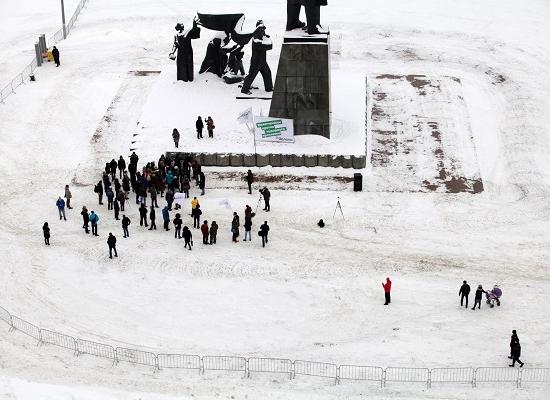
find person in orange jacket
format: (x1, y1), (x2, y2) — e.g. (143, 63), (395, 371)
(382, 277), (392, 305)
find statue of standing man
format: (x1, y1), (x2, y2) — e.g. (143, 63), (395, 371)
(170, 17), (201, 82)
(286, 0), (327, 35)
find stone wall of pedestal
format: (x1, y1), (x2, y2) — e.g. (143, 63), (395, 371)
(166, 152), (366, 169)
(269, 34), (331, 138)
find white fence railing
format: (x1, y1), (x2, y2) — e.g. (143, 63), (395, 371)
(0, 306), (548, 389)
(0, 0), (88, 104)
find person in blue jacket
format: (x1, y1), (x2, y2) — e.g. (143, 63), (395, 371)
(56, 197), (66, 221)
(89, 211), (99, 236)
(162, 206), (170, 231)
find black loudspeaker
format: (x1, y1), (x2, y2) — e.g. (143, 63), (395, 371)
(353, 173), (363, 192)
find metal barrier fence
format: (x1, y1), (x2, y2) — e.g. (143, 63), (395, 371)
(0, 0), (88, 104)
(0, 306), (549, 389)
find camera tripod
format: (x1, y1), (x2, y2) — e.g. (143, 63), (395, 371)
(333, 196), (344, 219)
(255, 192), (264, 213)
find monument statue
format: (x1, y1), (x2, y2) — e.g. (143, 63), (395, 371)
(199, 36), (229, 78)
(240, 20), (273, 95)
(170, 18), (201, 82)
(286, 0), (328, 35)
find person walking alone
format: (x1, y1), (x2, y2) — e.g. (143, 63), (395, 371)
(509, 340), (524, 367)
(172, 128), (180, 148)
(56, 197), (67, 221)
(196, 116), (204, 139)
(472, 284), (486, 310)
(259, 220), (269, 247)
(107, 233), (118, 259)
(199, 171), (206, 195)
(64, 185), (73, 209)
(210, 220), (218, 244)
(260, 187), (271, 211)
(246, 169), (254, 194)
(122, 215), (131, 238)
(42, 222), (50, 245)
(382, 277), (392, 305)
(201, 220), (209, 244)
(148, 206), (157, 230)
(459, 280), (470, 308)
(509, 330), (519, 359)
(81, 206), (89, 234)
(89, 211), (99, 236)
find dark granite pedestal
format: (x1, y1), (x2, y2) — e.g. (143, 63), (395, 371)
(269, 31), (331, 138)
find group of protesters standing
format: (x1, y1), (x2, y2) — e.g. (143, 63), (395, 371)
(45, 152), (271, 257)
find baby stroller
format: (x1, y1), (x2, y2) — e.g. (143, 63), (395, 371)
(486, 285), (502, 308)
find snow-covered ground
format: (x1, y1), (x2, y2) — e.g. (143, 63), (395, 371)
(1, 0), (550, 399)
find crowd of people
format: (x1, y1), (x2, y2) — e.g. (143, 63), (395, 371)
(44, 152), (272, 258)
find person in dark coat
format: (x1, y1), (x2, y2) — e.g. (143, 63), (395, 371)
(192, 204), (202, 229)
(317, 219), (325, 228)
(260, 187), (271, 211)
(81, 206), (90, 234)
(244, 206), (254, 241)
(139, 203), (148, 227)
(116, 191), (125, 212)
(165, 189), (174, 210)
(172, 128), (180, 148)
(121, 215), (131, 238)
(117, 156), (126, 179)
(509, 341), (524, 367)
(162, 206), (170, 231)
(199, 171), (206, 195)
(459, 280), (471, 308)
(210, 221), (218, 244)
(241, 21), (273, 94)
(201, 220), (209, 244)
(471, 285), (486, 310)
(148, 206), (157, 230)
(42, 222), (50, 245)
(109, 159), (118, 181)
(182, 226), (193, 250)
(149, 186), (159, 208)
(171, 20), (201, 82)
(231, 212), (240, 242)
(106, 187), (114, 210)
(95, 180), (104, 205)
(173, 213), (183, 238)
(509, 330), (519, 359)
(113, 197), (120, 220)
(382, 277), (392, 305)
(107, 233), (118, 258)
(246, 169), (254, 194)
(52, 46), (60, 66)
(196, 116), (204, 139)
(259, 220), (270, 247)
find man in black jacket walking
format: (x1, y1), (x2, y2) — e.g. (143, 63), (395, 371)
(107, 233), (117, 258)
(148, 206), (157, 230)
(259, 221), (270, 247)
(52, 46), (60, 66)
(139, 203), (148, 227)
(471, 284), (486, 310)
(459, 280), (470, 308)
(246, 170), (254, 194)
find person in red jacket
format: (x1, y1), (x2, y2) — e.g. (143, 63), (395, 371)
(201, 220), (209, 245)
(382, 277), (392, 305)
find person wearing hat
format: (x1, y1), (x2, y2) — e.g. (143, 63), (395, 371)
(241, 20), (273, 95)
(472, 284), (486, 310)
